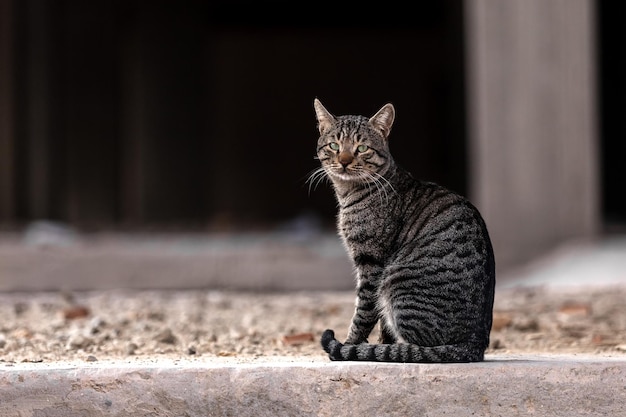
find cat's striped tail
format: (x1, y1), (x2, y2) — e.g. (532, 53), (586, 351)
(321, 329), (484, 363)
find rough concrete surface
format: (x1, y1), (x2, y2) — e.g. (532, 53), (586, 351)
(1, 354), (625, 417)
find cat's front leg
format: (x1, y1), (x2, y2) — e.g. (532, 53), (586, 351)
(345, 272), (379, 344)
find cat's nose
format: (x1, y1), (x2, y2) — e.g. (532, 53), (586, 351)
(338, 151), (354, 167)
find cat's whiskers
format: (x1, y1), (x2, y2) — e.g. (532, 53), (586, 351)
(305, 167), (330, 195)
(368, 172), (390, 206)
(353, 168), (394, 206)
(353, 171), (375, 204)
(372, 171), (397, 196)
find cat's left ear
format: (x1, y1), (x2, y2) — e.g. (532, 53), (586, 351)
(369, 103), (395, 139)
(314, 98), (336, 135)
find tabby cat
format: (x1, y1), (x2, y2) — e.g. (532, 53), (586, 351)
(311, 99), (495, 363)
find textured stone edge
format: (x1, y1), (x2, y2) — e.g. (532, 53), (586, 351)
(1, 355), (625, 416)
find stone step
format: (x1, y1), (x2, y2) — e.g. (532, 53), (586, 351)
(1, 354), (624, 416)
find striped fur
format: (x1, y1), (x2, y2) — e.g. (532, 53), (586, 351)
(312, 99), (495, 363)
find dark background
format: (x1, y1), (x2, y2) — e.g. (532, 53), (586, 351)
(598, 1), (626, 228)
(1, 1), (625, 231)
(0, 1), (467, 231)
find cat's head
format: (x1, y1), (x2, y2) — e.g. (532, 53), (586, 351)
(313, 98), (395, 184)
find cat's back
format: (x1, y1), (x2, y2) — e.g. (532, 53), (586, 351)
(394, 176), (494, 264)
(411, 180), (486, 226)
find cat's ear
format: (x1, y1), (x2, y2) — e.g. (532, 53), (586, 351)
(369, 103), (395, 139)
(314, 98), (336, 135)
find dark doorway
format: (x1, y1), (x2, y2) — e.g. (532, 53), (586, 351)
(598, 1), (626, 229)
(3, 1), (467, 231)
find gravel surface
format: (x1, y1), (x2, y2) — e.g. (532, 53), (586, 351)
(1, 285), (626, 364)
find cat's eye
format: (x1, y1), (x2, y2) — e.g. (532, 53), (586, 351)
(329, 142), (340, 151)
(357, 144), (369, 152)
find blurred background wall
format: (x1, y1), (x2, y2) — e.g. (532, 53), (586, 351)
(0, 0), (624, 274)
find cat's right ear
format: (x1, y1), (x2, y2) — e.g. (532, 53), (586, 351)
(314, 98), (336, 135)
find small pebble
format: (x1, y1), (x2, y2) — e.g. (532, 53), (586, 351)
(67, 335), (92, 350)
(126, 343), (139, 355)
(63, 305), (90, 320)
(155, 328), (177, 345)
(281, 332), (315, 346)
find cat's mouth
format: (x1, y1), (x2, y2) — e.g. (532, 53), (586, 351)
(328, 165), (361, 182)
(332, 172), (355, 181)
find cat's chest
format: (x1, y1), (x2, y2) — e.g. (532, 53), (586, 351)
(337, 204), (400, 250)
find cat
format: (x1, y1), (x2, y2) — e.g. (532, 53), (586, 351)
(311, 98), (495, 363)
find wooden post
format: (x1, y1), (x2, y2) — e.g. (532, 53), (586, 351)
(464, 0), (600, 269)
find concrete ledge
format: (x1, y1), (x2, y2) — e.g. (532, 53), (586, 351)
(1, 354), (625, 416)
(0, 231), (354, 292)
